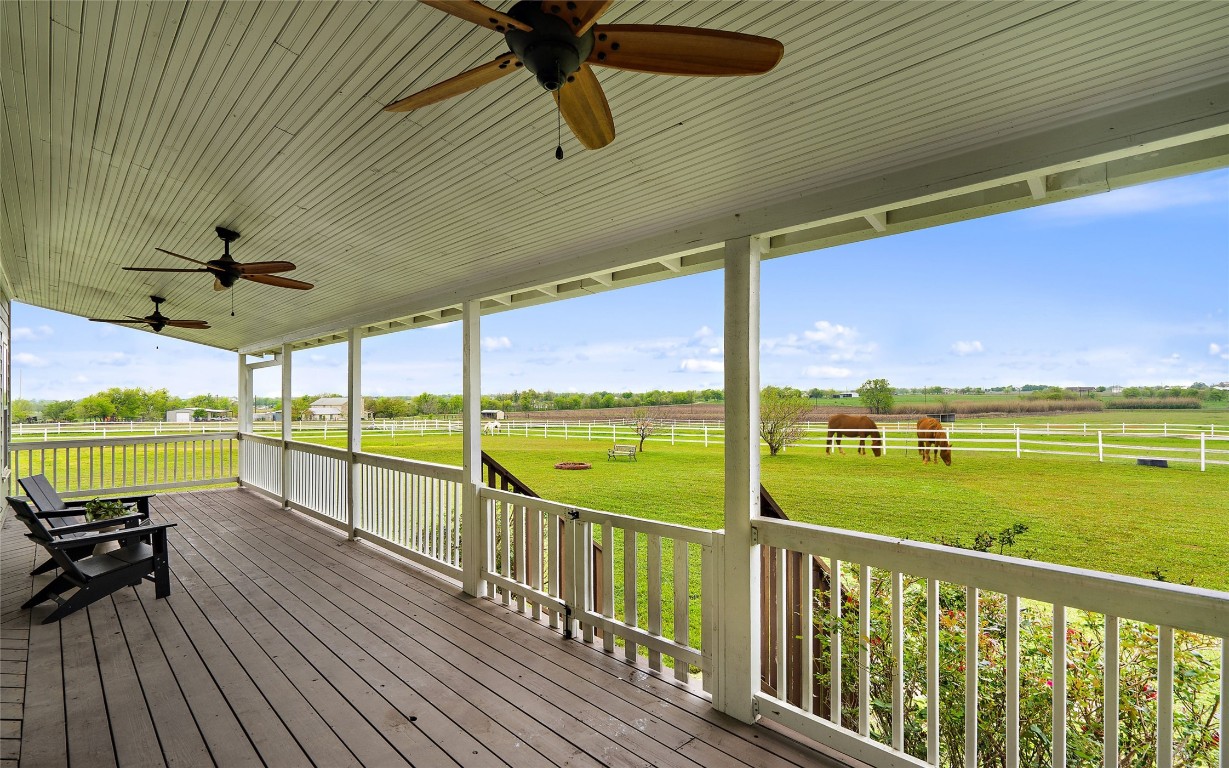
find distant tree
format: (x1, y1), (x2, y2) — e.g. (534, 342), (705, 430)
(759, 386), (809, 457)
(192, 408), (209, 421)
(11, 398), (35, 422)
(75, 395), (116, 421)
(43, 400), (77, 422)
(290, 395), (315, 420)
(369, 396), (411, 418)
(857, 378), (895, 414)
(631, 407), (657, 452)
(413, 392), (441, 416)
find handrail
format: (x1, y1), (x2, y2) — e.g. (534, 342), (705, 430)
(481, 451), (538, 497)
(284, 439), (349, 460)
(13, 431), (239, 451)
(355, 451), (463, 481)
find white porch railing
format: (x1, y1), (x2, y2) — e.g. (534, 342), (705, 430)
(285, 440), (349, 525)
(239, 433), (282, 496)
(8, 432), (239, 497)
(477, 486), (715, 686)
(753, 517), (1228, 768)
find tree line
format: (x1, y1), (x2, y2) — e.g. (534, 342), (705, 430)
(13, 388), (233, 423)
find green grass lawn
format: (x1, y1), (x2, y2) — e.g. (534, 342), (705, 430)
(326, 426), (1229, 591)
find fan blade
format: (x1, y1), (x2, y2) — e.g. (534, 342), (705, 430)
(89, 319), (149, 325)
(154, 247), (212, 266)
(385, 54), (519, 112)
(164, 320), (211, 329)
(234, 261), (296, 275)
(588, 25), (784, 76)
(543, 0), (613, 35)
(553, 64), (615, 150)
(243, 273), (314, 290)
(420, 0), (531, 32)
(122, 267), (210, 273)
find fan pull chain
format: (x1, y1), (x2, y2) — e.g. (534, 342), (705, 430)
(555, 92), (562, 159)
(555, 63), (564, 161)
(230, 288), (235, 317)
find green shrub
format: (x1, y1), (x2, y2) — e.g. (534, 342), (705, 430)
(1105, 398), (1201, 410)
(813, 577), (1220, 767)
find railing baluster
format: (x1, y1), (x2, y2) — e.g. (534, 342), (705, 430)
(929, 578), (941, 765)
(674, 539), (690, 683)
(859, 564), (871, 738)
(529, 503), (542, 621)
(829, 558), (841, 723)
(500, 497), (511, 606)
(602, 521), (615, 653)
(1159, 625), (1174, 768)
(624, 527), (638, 662)
(776, 547), (787, 695)
(965, 586), (978, 768)
(893, 570), (904, 751)
(547, 508), (560, 629)
(514, 503), (526, 612)
(1104, 614), (1118, 768)
(1220, 636), (1226, 768)
(1053, 604), (1067, 768)
(647, 533), (662, 672)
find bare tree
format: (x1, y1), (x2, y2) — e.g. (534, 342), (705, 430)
(631, 407), (657, 452)
(760, 386), (809, 456)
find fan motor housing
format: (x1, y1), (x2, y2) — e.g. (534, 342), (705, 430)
(505, 1), (593, 91)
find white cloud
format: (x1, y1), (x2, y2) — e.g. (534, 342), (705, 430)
(483, 336), (512, 351)
(13, 325), (53, 341)
(763, 320), (876, 361)
(680, 359), (723, 373)
(14, 352), (48, 367)
(802, 365), (852, 378)
(694, 325), (714, 338)
(1210, 342), (1229, 360)
(951, 340), (984, 356)
(94, 352), (132, 366)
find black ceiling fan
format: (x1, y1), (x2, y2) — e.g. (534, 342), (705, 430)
(88, 296), (210, 333)
(124, 227), (313, 291)
(383, 1), (784, 152)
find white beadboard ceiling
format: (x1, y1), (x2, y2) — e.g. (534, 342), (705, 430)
(2, 1), (1228, 354)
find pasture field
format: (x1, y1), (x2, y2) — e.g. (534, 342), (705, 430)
(316, 428), (1229, 591)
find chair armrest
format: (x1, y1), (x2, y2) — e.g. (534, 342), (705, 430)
(46, 513), (148, 536)
(44, 522), (176, 549)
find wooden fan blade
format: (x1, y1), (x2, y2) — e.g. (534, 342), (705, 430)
(543, 0), (613, 35)
(122, 267), (210, 273)
(385, 54), (519, 112)
(154, 247), (212, 266)
(235, 261), (296, 275)
(419, 0), (531, 32)
(89, 319), (149, 325)
(554, 64), (615, 150)
(588, 25), (784, 76)
(164, 320), (211, 329)
(243, 273), (314, 290)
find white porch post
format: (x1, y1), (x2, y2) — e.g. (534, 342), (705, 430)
(714, 235), (763, 722)
(280, 343), (293, 507)
(461, 299), (486, 597)
(346, 327), (362, 540)
(237, 353), (252, 487)
(237, 353), (253, 433)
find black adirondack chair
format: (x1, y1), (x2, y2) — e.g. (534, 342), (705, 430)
(9, 495), (150, 576)
(8, 497), (176, 624)
(18, 473), (154, 518)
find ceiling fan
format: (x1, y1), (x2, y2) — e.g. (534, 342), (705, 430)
(88, 296), (210, 333)
(384, 1), (784, 153)
(124, 227), (313, 291)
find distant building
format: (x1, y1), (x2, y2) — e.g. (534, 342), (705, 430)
(481, 409), (505, 420)
(166, 407), (231, 422)
(1107, 385), (1124, 394)
(307, 397), (372, 421)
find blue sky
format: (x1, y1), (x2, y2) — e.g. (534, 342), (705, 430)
(13, 169), (1229, 401)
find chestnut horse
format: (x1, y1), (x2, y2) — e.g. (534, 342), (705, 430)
(826, 414), (882, 457)
(916, 417), (952, 466)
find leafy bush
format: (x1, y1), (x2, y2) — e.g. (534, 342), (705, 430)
(84, 498), (129, 521)
(813, 576), (1220, 768)
(1105, 398), (1201, 410)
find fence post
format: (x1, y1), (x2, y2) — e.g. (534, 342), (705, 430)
(588, 423), (592, 441)
(1015, 426), (1021, 458)
(564, 422), (568, 440)
(671, 424), (675, 446)
(1200, 432), (1206, 472)
(1098, 431), (1103, 463)
(704, 424), (709, 447)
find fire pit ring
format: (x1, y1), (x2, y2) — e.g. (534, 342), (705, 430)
(554, 461), (592, 470)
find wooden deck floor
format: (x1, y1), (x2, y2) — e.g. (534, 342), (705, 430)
(2, 488), (851, 768)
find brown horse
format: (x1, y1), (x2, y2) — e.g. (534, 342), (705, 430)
(826, 414), (882, 457)
(917, 417), (952, 466)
